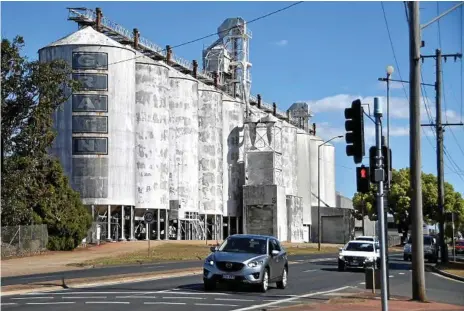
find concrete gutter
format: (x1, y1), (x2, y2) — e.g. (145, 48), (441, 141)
(430, 264), (464, 282)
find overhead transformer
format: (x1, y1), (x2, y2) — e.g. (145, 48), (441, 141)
(38, 7), (348, 244)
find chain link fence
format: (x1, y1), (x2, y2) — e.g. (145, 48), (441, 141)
(1, 225), (48, 258)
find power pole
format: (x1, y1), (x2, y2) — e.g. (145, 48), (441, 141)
(420, 49), (463, 264)
(408, 1), (426, 302)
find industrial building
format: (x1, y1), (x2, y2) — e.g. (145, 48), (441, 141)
(40, 7), (353, 244)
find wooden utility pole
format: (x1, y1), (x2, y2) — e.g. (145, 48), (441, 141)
(408, 1), (426, 302)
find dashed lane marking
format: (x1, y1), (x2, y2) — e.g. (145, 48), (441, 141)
(195, 303), (239, 307)
(11, 297), (54, 300)
(215, 298), (255, 302)
(85, 301), (130, 304)
(26, 302), (75, 305)
(303, 269), (317, 273)
(162, 296), (205, 300)
(144, 302), (186, 305)
(62, 296), (107, 299)
(1, 303), (17, 306)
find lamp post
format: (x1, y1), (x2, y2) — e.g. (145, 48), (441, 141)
(386, 65), (394, 190)
(318, 135), (343, 251)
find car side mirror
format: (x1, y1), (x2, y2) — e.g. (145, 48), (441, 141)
(210, 246), (218, 252)
(271, 250), (279, 256)
(339, 247), (343, 252)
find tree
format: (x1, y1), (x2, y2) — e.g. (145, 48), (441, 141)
(352, 167), (464, 242)
(1, 36), (91, 250)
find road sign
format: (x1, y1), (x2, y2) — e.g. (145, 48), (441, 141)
(143, 211), (155, 224)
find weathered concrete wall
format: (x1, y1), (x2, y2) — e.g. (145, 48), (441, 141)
(169, 70), (199, 217)
(40, 26), (136, 206)
(243, 185), (287, 240)
(336, 192), (353, 209)
(310, 206), (354, 244)
(135, 56), (170, 210)
(281, 125), (298, 196)
(222, 95), (245, 217)
(287, 195), (304, 242)
(296, 131), (312, 225)
(245, 151), (275, 185)
(198, 86), (223, 215)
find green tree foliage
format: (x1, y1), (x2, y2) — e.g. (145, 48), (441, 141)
(1, 36), (91, 250)
(352, 167), (464, 241)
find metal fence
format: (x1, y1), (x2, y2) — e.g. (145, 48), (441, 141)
(1, 225), (48, 258)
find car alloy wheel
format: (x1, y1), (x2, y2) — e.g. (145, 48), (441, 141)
(277, 268), (287, 289)
(260, 270), (269, 292)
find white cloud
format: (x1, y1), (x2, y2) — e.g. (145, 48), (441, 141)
(300, 94), (461, 123)
(274, 39), (288, 46)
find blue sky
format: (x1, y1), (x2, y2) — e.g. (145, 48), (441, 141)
(2, 1), (463, 199)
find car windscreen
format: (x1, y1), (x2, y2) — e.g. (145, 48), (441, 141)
(219, 237), (267, 254)
(345, 242), (374, 252)
(356, 238), (374, 241)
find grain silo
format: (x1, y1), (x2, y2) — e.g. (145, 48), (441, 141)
(321, 143), (336, 208)
(39, 26), (136, 242)
(309, 135), (323, 208)
(198, 85), (224, 239)
(296, 129), (312, 238)
(135, 54), (170, 240)
(168, 69), (200, 240)
(282, 124), (298, 196)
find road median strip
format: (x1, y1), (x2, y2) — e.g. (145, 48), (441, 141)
(431, 261), (464, 282)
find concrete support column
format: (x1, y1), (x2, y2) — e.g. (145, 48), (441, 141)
(177, 220), (181, 240)
(220, 216), (223, 240)
(120, 206), (126, 241)
(91, 205), (95, 221)
(156, 209), (161, 240)
(204, 215), (207, 240)
(130, 206), (135, 241)
(228, 216), (231, 237)
(236, 216), (240, 234)
(165, 210), (169, 240)
(107, 205), (112, 241)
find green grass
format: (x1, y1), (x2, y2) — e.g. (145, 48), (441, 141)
(67, 244), (340, 267)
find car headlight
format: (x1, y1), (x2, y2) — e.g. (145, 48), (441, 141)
(205, 258), (214, 266)
(338, 255), (344, 260)
(365, 257), (374, 262)
(247, 260), (264, 268)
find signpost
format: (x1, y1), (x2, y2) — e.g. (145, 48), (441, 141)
(144, 211), (155, 257)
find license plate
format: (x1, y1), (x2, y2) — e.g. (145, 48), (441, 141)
(222, 275), (235, 280)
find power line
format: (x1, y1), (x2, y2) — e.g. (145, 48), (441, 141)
(381, 1), (409, 100)
(106, 1), (304, 67)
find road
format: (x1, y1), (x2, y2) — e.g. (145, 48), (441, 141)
(2, 252), (463, 311)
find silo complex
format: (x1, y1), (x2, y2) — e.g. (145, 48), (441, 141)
(40, 26), (136, 241)
(135, 55), (170, 240)
(44, 12), (342, 243)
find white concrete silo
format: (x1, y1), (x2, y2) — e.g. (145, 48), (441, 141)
(135, 54), (170, 239)
(296, 130), (312, 225)
(282, 124), (298, 196)
(39, 26), (136, 241)
(168, 69), (199, 231)
(309, 135), (324, 208)
(321, 143), (336, 208)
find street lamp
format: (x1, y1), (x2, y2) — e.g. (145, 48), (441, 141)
(318, 135), (343, 251)
(386, 65), (394, 155)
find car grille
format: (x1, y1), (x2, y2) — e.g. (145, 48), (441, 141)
(345, 256), (365, 262)
(216, 261), (244, 272)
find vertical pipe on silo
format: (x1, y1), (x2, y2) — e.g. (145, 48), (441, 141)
(133, 28), (139, 50)
(96, 8), (102, 32)
(192, 60), (198, 78)
(166, 45), (172, 66)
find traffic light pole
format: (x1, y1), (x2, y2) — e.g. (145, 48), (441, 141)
(374, 97), (388, 311)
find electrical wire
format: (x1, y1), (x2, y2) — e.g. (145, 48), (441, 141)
(381, 1), (409, 100)
(106, 1), (304, 67)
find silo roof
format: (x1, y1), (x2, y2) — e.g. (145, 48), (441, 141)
(42, 26), (126, 48)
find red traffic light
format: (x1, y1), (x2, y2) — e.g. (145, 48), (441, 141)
(360, 168), (367, 179)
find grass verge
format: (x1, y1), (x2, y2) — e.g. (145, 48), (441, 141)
(67, 243), (340, 267)
(437, 261), (464, 277)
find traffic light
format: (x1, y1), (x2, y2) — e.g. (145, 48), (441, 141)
(369, 145), (392, 183)
(345, 99), (365, 164)
(356, 165), (370, 193)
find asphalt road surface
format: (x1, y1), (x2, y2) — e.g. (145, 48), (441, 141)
(2, 253), (463, 311)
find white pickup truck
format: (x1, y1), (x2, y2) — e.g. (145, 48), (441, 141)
(338, 240), (380, 271)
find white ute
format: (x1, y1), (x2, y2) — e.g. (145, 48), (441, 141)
(338, 240), (380, 271)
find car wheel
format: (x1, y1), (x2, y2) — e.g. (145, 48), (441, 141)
(258, 268), (270, 292)
(204, 279), (215, 291)
(276, 267), (288, 289)
(338, 259), (345, 272)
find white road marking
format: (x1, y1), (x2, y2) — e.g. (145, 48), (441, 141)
(26, 302), (75, 305)
(399, 272), (405, 275)
(215, 298), (255, 302)
(115, 296), (158, 299)
(308, 258), (335, 263)
(232, 286), (352, 311)
(1, 303), (18, 306)
(144, 302), (186, 305)
(162, 296), (205, 300)
(85, 301), (130, 304)
(303, 269), (317, 273)
(12, 297), (54, 300)
(196, 303), (239, 307)
(431, 272), (464, 283)
(62, 296), (107, 299)
(161, 290), (229, 295)
(26, 291), (159, 295)
(359, 282), (366, 285)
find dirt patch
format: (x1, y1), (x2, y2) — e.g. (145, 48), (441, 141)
(437, 261), (464, 277)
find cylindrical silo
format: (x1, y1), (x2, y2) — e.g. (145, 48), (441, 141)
(309, 135), (324, 208)
(135, 55), (170, 210)
(282, 124), (298, 196)
(39, 26), (136, 208)
(296, 130), (312, 225)
(322, 143), (336, 208)
(198, 85), (223, 215)
(222, 94), (245, 218)
(168, 69), (199, 218)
